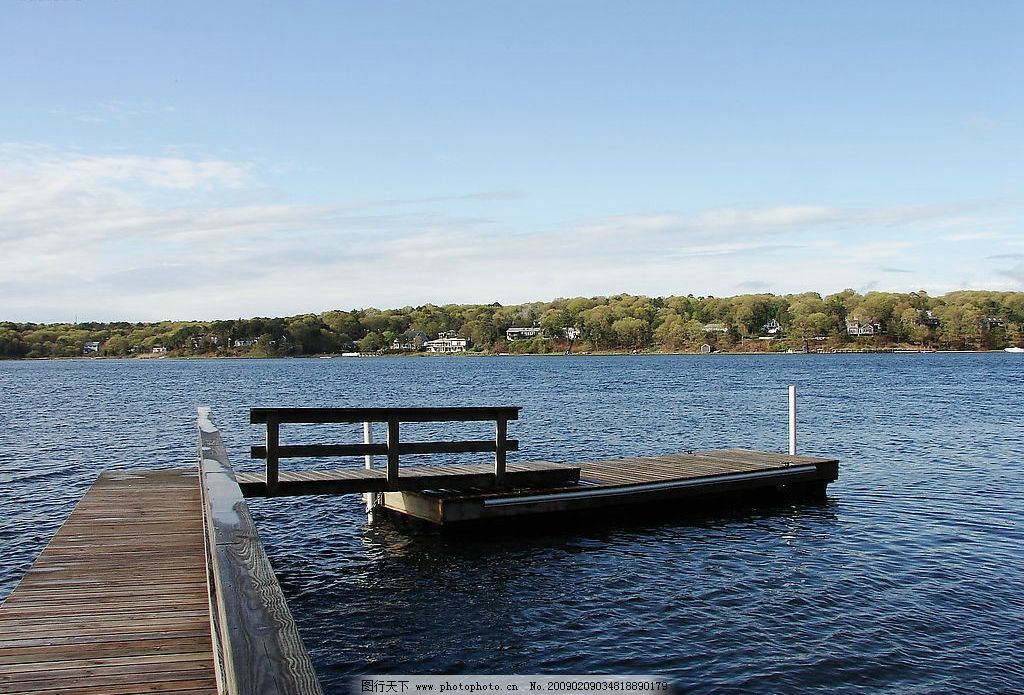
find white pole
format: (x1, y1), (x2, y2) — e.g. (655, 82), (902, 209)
(788, 385), (797, 456)
(363, 421), (376, 519)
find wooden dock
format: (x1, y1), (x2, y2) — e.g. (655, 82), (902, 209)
(0, 404), (840, 692)
(0, 470), (219, 694)
(378, 449), (839, 525)
(0, 411), (324, 695)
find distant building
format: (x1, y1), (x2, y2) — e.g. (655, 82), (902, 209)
(922, 311), (940, 328)
(979, 317), (1006, 332)
(393, 330), (428, 351)
(700, 343), (714, 354)
(563, 327), (581, 341)
(231, 338), (257, 348)
(506, 327), (543, 341)
(846, 320), (882, 336)
(703, 323), (729, 334)
(424, 335), (469, 353)
(763, 319), (783, 335)
(82, 341), (101, 355)
(152, 346), (168, 354)
(191, 334), (221, 349)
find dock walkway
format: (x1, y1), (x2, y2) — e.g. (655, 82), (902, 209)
(0, 470), (218, 694)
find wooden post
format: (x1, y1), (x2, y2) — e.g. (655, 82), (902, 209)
(789, 385), (797, 456)
(363, 422), (375, 518)
(386, 416), (400, 486)
(265, 417), (280, 496)
(495, 417), (507, 487)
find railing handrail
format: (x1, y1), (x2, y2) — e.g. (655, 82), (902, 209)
(251, 439), (520, 459)
(250, 406), (520, 424)
(197, 407), (323, 695)
(251, 405), (520, 494)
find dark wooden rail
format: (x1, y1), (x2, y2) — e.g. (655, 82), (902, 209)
(198, 407), (323, 695)
(250, 406), (521, 494)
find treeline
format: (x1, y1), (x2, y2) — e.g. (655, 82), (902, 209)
(2, 289), (1023, 359)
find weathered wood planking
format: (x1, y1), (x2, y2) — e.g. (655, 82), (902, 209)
(234, 460), (581, 498)
(0, 469), (219, 694)
(379, 449), (840, 524)
(198, 407), (323, 695)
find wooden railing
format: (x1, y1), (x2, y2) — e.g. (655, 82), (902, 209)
(250, 406), (521, 495)
(197, 407), (323, 695)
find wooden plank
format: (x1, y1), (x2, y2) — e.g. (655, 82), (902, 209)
(198, 406), (324, 695)
(386, 416), (400, 484)
(250, 406), (521, 424)
(236, 462), (581, 497)
(495, 418), (508, 487)
(251, 439), (520, 459)
(265, 416), (280, 496)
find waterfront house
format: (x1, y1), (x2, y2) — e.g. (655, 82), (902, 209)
(763, 319), (783, 335)
(151, 346), (168, 354)
(506, 327), (543, 341)
(423, 334), (470, 353)
(701, 343), (714, 354)
(82, 341), (101, 355)
(231, 338), (257, 348)
(703, 323), (729, 334)
(846, 319), (882, 336)
(922, 311), (941, 328)
(191, 335), (221, 349)
(392, 330), (427, 351)
(563, 327), (581, 341)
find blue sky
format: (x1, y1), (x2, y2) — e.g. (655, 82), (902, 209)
(2, 1), (1022, 322)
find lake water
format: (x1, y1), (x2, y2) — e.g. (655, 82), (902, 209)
(1, 354), (1022, 693)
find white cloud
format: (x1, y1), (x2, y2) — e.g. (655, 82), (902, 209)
(1, 144), (1020, 322)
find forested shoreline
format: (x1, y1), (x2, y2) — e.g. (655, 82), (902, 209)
(2, 289), (1022, 359)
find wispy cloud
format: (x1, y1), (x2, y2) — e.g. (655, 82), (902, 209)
(1, 144), (1020, 322)
(49, 100), (176, 124)
(963, 114), (999, 131)
(941, 231), (999, 242)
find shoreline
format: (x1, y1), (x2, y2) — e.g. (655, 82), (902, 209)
(1, 348), (1013, 363)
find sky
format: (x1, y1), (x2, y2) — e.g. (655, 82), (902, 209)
(1, 1), (1022, 322)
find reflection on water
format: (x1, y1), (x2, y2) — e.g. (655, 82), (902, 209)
(1, 354), (1023, 693)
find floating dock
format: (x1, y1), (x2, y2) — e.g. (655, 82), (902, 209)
(0, 404), (838, 693)
(379, 449), (838, 525)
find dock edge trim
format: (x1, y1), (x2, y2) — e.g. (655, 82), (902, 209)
(482, 464), (820, 507)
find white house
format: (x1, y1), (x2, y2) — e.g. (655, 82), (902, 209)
(82, 341), (101, 355)
(424, 335), (469, 353)
(151, 346), (168, 354)
(763, 319), (783, 335)
(703, 323), (729, 334)
(231, 338), (257, 348)
(846, 319), (881, 336)
(506, 327), (543, 341)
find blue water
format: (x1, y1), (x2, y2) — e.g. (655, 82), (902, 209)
(1, 354), (1022, 693)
